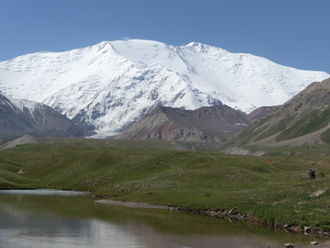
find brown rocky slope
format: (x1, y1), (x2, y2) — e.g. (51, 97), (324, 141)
(116, 104), (251, 144)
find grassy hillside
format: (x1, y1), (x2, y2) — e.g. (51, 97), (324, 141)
(277, 107), (330, 141)
(0, 138), (330, 231)
(231, 78), (330, 147)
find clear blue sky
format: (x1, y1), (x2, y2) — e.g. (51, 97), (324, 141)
(0, 0), (329, 72)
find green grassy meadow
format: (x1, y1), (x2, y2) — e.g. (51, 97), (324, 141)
(0, 138), (330, 231)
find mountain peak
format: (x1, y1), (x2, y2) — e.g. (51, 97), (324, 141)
(0, 39), (328, 137)
(186, 41), (204, 47)
(185, 42), (228, 53)
(94, 41), (113, 49)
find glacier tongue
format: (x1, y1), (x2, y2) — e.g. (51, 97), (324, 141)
(0, 39), (329, 137)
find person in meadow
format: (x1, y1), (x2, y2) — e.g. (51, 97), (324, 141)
(308, 169), (316, 180)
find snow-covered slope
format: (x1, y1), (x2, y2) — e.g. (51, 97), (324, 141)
(0, 39), (328, 137)
(0, 93), (86, 138)
(0, 93), (40, 115)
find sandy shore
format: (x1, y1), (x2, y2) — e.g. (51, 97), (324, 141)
(95, 199), (169, 209)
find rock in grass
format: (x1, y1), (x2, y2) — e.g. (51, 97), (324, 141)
(310, 241), (319, 245)
(284, 243), (294, 248)
(288, 225), (302, 233)
(310, 188), (328, 198)
(303, 226), (312, 233)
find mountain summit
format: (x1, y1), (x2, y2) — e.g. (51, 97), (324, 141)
(0, 39), (328, 137)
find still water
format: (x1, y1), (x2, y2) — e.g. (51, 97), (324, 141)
(0, 190), (326, 248)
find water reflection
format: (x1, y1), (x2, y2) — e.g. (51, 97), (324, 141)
(0, 190), (323, 248)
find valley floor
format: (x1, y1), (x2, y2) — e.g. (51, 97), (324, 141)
(0, 138), (330, 234)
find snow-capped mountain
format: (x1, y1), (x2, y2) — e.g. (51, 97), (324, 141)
(0, 39), (328, 137)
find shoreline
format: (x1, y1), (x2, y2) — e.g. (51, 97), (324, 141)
(95, 199), (169, 209)
(2, 188), (330, 237)
(2, 188), (330, 238)
(95, 198), (330, 237)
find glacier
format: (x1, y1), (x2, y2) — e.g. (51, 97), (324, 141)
(0, 39), (328, 137)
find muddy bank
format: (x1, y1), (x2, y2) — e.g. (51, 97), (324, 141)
(174, 207), (330, 237)
(95, 199), (330, 237)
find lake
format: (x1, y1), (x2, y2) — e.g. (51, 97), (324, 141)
(0, 190), (326, 248)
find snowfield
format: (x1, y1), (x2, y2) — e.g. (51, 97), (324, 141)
(0, 39), (328, 137)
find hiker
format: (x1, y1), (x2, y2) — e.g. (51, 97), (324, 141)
(308, 169), (316, 180)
